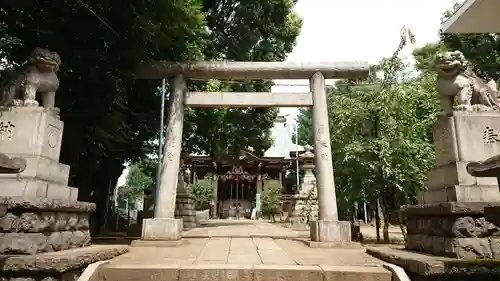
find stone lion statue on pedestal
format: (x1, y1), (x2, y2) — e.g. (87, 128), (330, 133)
(435, 50), (499, 114)
(0, 47), (61, 109)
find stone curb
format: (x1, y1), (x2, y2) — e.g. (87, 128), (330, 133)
(77, 260), (110, 281)
(368, 246), (500, 276)
(382, 263), (411, 281)
(100, 263), (391, 281)
(366, 246), (447, 276)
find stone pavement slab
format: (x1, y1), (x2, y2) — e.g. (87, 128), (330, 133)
(183, 220), (307, 238)
(99, 221), (391, 281)
(107, 220), (384, 267)
(108, 237), (383, 267)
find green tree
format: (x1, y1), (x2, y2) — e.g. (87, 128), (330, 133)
(296, 28), (440, 242)
(412, 42), (448, 72)
(0, 22), (21, 57)
(1, 0), (302, 232)
(120, 162), (153, 202)
(261, 180), (281, 222)
(186, 177), (214, 210)
(184, 0), (302, 158)
(1, 0), (207, 233)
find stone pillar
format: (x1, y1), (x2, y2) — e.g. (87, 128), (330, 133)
(142, 74), (186, 241)
(255, 174), (263, 218)
(308, 72), (351, 244)
(211, 174), (218, 219)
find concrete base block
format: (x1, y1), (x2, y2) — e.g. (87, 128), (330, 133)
(130, 239), (187, 247)
(310, 220), (351, 243)
(141, 218), (182, 241)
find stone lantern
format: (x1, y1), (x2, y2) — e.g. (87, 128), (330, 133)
(293, 144), (318, 225)
(299, 144), (316, 195)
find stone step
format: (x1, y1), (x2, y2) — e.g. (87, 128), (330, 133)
(98, 263), (391, 281)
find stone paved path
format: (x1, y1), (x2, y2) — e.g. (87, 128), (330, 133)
(109, 220), (384, 267)
(183, 220), (308, 238)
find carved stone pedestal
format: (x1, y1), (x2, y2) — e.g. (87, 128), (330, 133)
(406, 111), (500, 259)
(0, 107), (78, 201)
(421, 112), (500, 204)
(0, 197), (93, 255)
(0, 107), (127, 279)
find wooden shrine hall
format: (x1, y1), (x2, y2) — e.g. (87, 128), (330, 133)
(184, 149), (300, 219)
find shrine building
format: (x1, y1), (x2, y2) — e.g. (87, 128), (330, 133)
(184, 115), (305, 219)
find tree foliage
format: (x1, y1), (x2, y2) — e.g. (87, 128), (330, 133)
(118, 162), (153, 203)
(1, 0), (301, 231)
(261, 180), (281, 221)
(186, 177), (214, 210)
(296, 28), (441, 240)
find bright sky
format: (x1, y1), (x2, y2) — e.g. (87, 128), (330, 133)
(275, 0), (458, 123)
(117, 0), (457, 187)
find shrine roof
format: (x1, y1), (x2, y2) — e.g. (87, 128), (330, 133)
(185, 149), (293, 167)
(442, 0), (500, 33)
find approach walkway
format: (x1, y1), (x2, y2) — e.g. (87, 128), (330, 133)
(97, 220), (392, 281)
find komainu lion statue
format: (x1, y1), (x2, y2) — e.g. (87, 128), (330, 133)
(0, 47), (61, 109)
(435, 50), (499, 114)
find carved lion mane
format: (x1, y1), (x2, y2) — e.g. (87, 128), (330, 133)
(434, 50), (499, 114)
(29, 47), (61, 73)
(435, 50), (468, 79)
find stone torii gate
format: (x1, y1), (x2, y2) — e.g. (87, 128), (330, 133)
(136, 61), (370, 245)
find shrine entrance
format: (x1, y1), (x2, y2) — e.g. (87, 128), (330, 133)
(185, 149), (292, 219)
(219, 166), (255, 219)
(137, 60), (370, 243)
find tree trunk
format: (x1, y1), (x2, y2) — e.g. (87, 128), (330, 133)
(352, 201), (358, 222)
(382, 206), (390, 242)
(375, 199), (381, 241)
(398, 209), (408, 242)
(379, 187), (390, 243)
